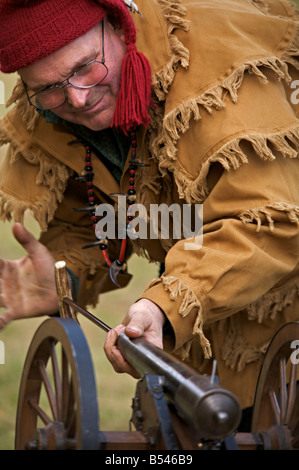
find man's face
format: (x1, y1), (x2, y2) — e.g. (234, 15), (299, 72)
(19, 19), (127, 131)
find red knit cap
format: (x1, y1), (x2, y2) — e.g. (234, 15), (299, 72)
(0, 0), (152, 133)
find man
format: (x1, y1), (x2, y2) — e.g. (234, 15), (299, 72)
(0, 0), (298, 424)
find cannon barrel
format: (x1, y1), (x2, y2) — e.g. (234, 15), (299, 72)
(60, 294), (241, 440)
(116, 332), (241, 440)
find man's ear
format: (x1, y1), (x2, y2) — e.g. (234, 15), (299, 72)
(105, 15), (126, 43)
(114, 27), (126, 43)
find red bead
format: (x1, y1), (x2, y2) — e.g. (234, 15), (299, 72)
(89, 196), (95, 202)
(129, 177), (135, 183)
(91, 215), (97, 221)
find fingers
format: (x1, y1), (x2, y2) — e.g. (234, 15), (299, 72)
(12, 223), (40, 257)
(104, 300), (166, 378)
(104, 327), (141, 379)
(12, 223), (52, 263)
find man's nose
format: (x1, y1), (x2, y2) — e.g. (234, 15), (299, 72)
(65, 86), (90, 108)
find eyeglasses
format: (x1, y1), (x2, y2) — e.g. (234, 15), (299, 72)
(23, 20), (108, 111)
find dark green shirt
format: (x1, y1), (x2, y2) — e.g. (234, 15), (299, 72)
(38, 109), (130, 183)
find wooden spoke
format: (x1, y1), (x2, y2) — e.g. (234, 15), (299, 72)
(251, 322), (299, 450)
(27, 398), (52, 426)
(15, 318), (99, 450)
(38, 359), (58, 421)
(279, 357), (287, 424)
(268, 387), (280, 424)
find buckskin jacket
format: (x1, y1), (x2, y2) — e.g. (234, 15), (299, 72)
(0, 0), (299, 409)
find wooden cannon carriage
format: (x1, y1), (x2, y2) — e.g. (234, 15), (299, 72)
(14, 262), (299, 450)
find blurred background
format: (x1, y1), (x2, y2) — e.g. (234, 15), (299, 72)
(1, 0), (299, 449)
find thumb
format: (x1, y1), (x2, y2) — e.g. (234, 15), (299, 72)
(113, 322), (142, 339)
(124, 322), (144, 339)
(12, 222), (44, 258)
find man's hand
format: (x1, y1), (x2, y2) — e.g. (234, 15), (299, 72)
(104, 298), (166, 379)
(0, 223), (59, 328)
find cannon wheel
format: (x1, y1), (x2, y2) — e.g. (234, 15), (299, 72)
(15, 317), (99, 450)
(251, 321), (299, 449)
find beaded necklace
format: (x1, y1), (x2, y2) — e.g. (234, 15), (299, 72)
(73, 127), (141, 286)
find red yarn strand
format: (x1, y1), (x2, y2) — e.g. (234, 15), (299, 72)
(111, 45), (152, 134)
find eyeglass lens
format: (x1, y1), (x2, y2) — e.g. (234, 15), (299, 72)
(32, 61), (108, 110)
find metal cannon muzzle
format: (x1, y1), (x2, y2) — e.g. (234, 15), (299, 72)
(175, 375), (241, 439)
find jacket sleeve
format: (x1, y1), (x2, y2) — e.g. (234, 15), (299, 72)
(140, 144), (299, 358)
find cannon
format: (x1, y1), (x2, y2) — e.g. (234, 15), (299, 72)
(14, 262), (299, 450)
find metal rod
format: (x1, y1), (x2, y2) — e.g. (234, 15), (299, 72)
(62, 297), (111, 333)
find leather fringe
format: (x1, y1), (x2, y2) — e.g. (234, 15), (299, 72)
(6, 78), (39, 131)
(0, 117), (70, 230)
(220, 280), (299, 372)
(151, 0), (190, 101)
(147, 2), (299, 204)
(220, 316), (269, 373)
(0, 188), (57, 232)
(246, 279), (299, 323)
(239, 201), (299, 232)
(148, 274), (212, 359)
(172, 126), (299, 204)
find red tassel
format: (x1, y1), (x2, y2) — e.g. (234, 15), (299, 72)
(111, 43), (152, 134)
